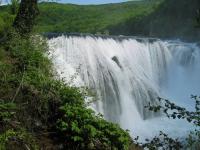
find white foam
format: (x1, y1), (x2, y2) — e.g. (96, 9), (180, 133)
(48, 36), (199, 142)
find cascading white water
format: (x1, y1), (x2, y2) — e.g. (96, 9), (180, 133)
(48, 35), (200, 141)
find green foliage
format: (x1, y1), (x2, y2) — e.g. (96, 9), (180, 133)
(141, 131), (182, 150)
(146, 96), (200, 126)
(10, 0), (20, 15)
(144, 95), (200, 149)
(0, 1), (197, 149)
(1, 0), (198, 39)
(109, 0), (200, 40)
(1, 0), (199, 40)
(0, 16), (5, 33)
(3, 32), (59, 129)
(0, 12), (15, 39)
(0, 1), (133, 148)
(0, 28), (132, 149)
(33, 0), (162, 33)
(0, 102), (16, 124)
(57, 104), (131, 150)
(8, 34), (50, 71)
(0, 129), (39, 150)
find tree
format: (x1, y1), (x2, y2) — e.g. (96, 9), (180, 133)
(13, 0), (39, 34)
(196, 9), (200, 27)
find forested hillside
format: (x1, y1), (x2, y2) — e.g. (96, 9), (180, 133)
(35, 0), (162, 34)
(109, 0), (200, 41)
(1, 0), (199, 40)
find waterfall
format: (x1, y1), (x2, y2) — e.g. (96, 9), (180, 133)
(48, 35), (200, 141)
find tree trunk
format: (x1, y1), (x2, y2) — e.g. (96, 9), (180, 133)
(13, 0), (39, 35)
(197, 9), (200, 26)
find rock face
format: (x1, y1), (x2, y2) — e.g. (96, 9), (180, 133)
(109, 0), (200, 41)
(112, 56), (123, 69)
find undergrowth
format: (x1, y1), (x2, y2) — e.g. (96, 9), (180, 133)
(0, 26), (132, 149)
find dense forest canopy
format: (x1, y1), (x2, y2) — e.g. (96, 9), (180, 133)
(0, 0), (199, 40)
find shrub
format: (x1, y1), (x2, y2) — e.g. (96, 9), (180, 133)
(56, 104), (131, 150)
(0, 32), (132, 149)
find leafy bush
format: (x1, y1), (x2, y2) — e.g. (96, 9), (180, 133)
(0, 31), (133, 149)
(56, 104), (131, 150)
